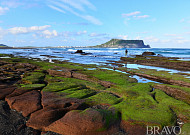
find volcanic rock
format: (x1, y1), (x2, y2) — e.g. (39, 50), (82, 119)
(75, 50), (84, 53)
(5, 90), (42, 117)
(0, 85), (16, 99)
(27, 94), (86, 131)
(45, 108), (119, 135)
(120, 120), (146, 135)
(0, 101), (41, 135)
(142, 52), (156, 56)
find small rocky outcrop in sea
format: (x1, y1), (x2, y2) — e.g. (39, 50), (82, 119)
(74, 50), (92, 55)
(75, 50), (83, 53)
(142, 51), (156, 56)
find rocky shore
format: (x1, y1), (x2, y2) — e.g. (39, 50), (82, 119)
(0, 54), (190, 135)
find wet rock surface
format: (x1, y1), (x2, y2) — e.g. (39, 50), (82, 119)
(0, 55), (190, 135)
(142, 51), (156, 56)
(0, 100), (40, 135)
(120, 55), (190, 71)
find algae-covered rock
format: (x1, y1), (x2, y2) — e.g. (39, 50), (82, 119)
(45, 108), (120, 135)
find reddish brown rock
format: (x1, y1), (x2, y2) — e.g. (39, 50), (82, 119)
(41, 91), (87, 109)
(26, 107), (67, 131)
(154, 84), (190, 104)
(0, 85), (16, 99)
(6, 87), (32, 98)
(5, 90), (42, 117)
(45, 108), (119, 135)
(27, 94), (86, 131)
(120, 120), (147, 135)
(47, 69), (114, 88)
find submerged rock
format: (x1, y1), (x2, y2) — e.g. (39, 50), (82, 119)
(142, 51), (156, 56)
(75, 50), (84, 53)
(74, 50), (92, 55)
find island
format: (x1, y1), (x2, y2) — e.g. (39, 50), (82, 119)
(90, 39), (150, 48)
(0, 44), (13, 49)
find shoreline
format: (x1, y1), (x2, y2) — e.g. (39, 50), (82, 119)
(0, 54), (189, 135)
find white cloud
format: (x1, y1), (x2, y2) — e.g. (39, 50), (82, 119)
(61, 30), (87, 37)
(180, 18), (190, 23)
(135, 36), (141, 40)
(76, 30), (87, 35)
(40, 30), (58, 38)
(47, 0), (102, 25)
(78, 0), (96, 10)
(122, 11), (150, 24)
(134, 15), (149, 19)
(176, 39), (189, 44)
(48, 5), (66, 13)
(79, 15), (102, 25)
(8, 25), (51, 34)
(122, 11), (140, 17)
(144, 36), (159, 43)
(0, 7), (9, 15)
(54, 0), (96, 11)
(180, 18), (185, 23)
(58, 0), (85, 11)
(118, 35), (128, 40)
(144, 36), (190, 45)
(1, 0), (22, 8)
(89, 32), (107, 37)
(164, 34), (178, 36)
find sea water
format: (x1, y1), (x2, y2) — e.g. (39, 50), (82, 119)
(1, 47), (189, 83)
(0, 48), (190, 65)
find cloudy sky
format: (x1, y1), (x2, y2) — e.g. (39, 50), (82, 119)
(0, 0), (190, 48)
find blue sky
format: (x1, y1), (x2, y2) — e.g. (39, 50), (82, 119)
(0, 0), (190, 48)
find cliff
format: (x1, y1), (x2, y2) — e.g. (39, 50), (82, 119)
(91, 39), (150, 48)
(0, 44), (13, 49)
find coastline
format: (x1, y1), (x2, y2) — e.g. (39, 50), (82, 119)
(0, 52), (190, 135)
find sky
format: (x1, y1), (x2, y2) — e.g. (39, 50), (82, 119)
(0, 0), (190, 48)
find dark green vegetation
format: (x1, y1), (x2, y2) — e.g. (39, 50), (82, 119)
(0, 54), (190, 133)
(0, 44), (13, 49)
(90, 39), (150, 48)
(0, 44), (7, 47)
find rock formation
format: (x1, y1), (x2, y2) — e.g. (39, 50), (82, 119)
(91, 39), (150, 48)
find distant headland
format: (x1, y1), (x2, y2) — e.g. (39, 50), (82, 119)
(90, 39), (150, 48)
(0, 44), (13, 49)
(1, 39), (150, 49)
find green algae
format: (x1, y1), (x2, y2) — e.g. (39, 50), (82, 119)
(42, 81), (86, 92)
(113, 99), (176, 127)
(1, 54), (190, 130)
(66, 89), (96, 99)
(20, 84), (46, 89)
(79, 108), (119, 131)
(181, 123), (190, 135)
(22, 72), (45, 84)
(79, 68), (133, 86)
(87, 92), (122, 105)
(155, 89), (190, 123)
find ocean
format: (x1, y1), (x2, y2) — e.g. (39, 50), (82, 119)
(0, 48), (190, 65)
(1, 47), (190, 83)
